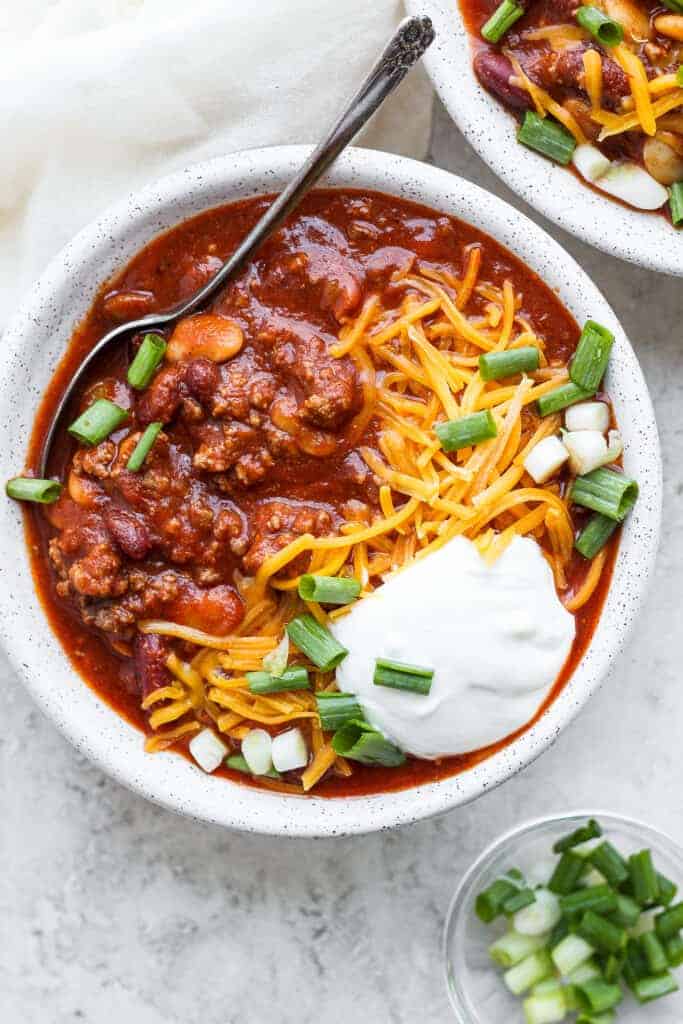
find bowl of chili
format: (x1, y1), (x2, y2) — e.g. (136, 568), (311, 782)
(407, 0), (683, 276)
(0, 146), (661, 835)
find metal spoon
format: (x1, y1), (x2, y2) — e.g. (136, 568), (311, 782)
(39, 15), (434, 475)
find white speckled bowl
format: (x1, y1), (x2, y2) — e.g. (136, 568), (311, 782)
(406, 0), (683, 277)
(0, 146), (662, 836)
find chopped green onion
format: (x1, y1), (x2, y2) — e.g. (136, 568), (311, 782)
(570, 467), (638, 522)
(481, 0), (524, 43)
(575, 513), (619, 559)
(553, 819), (602, 854)
(226, 753), (250, 773)
(5, 477), (62, 504)
(373, 658), (434, 696)
(568, 959), (602, 985)
(576, 1012), (615, 1024)
(576, 911), (627, 955)
(575, 6), (624, 46)
(629, 850), (660, 907)
(286, 614), (348, 671)
(600, 951), (625, 983)
(670, 181), (683, 227)
(632, 971), (679, 1003)
(570, 321), (615, 393)
(656, 902), (683, 941)
(552, 933), (595, 976)
(549, 852), (585, 894)
(658, 872), (678, 907)
(518, 111), (577, 165)
(68, 398), (129, 446)
(225, 752), (281, 780)
(315, 692), (362, 732)
(246, 666), (310, 694)
(560, 885), (617, 920)
(537, 382), (595, 417)
(624, 937), (650, 983)
(127, 332), (167, 390)
(549, 918), (570, 949)
(666, 933), (683, 967)
(297, 574), (361, 605)
(504, 950), (554, 996)
(435, 410), (497, 451)
(331, 719), (405, 767)
(126, 421), (163, 472)
(639, 931), (669, 974)
(574, 978), (623, 1014)
(477, 877), (521, 923)
(609, 893), (641, 929)
(588, 842), (629, 887)
(678, 65), (683, 85)
(479, 346), (540, 381)
(504, 888), (537, 915)
(489, 931), (548, 968)
(522, 989), (568, 1024)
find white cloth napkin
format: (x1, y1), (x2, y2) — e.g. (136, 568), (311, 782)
(0, 0), (432, 329)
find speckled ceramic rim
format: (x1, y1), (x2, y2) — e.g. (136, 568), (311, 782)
(442, 810), (683, 1021)
(0, 146), (662, 837)
(406, 0), (683, 277)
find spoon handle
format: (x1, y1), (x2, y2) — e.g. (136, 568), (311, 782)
(38, 16), (433, 475)
(179, 15), (435, 316)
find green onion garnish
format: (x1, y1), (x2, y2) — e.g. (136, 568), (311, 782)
(68, 398), (129, 446)
(560, 885), (617, 920)
(549, 852), (585, 894)
(640, 931), (669, 974)
(476, 877), (521, 922)
(481, 0), (524, 43)
(632, 971), (679, 1003)
(663, 0), (683, 13)
(658, 872), (678, 906)
(127, 332), (167, 390)
(225, 752), (281, 780)
(629, 849), (660, 907)
(5, 477), (62, 504)
(570, 320), (615, 393)
(435, 410), (497, 452)
(537, 382), (595, 417)
(609, 893), (641, 929)
(666, 933), (683, 967)
(226, 753), (250, 773)
(577, 911), (627, 955)
(570, 467), (639, 522)
(670, 181), (683, 227)
(503, 888), (536, 914)
(518, 111), (577, 165)
(575, 5), (624, 46)
(315, 692), (363, 732)
(479, 346), (540, 381)
(331, 720), (405, 767)
(126, 422), (163, 472)
(678, 65), (683, 86)
(574, 977), (623, 1013)
(576, 513), (619, 559)
(553, 818), (602, 853)
(246, 666), (310, 694)
(285, 614), (348, 671)
(373, 658), (434, 695)
(588, 841), (629, 887)
(655, 902), (683, 941)
(297, 574), (361, 605)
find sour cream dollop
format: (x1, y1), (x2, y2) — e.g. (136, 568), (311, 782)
(331, 536), (575, 759)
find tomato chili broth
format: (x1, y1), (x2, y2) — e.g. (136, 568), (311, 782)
(23, 188), (618, 797)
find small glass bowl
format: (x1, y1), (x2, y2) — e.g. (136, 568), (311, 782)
(444, 811), (683, 1023)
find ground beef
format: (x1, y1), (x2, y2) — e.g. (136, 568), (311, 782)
(242, 500), (335, 577)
